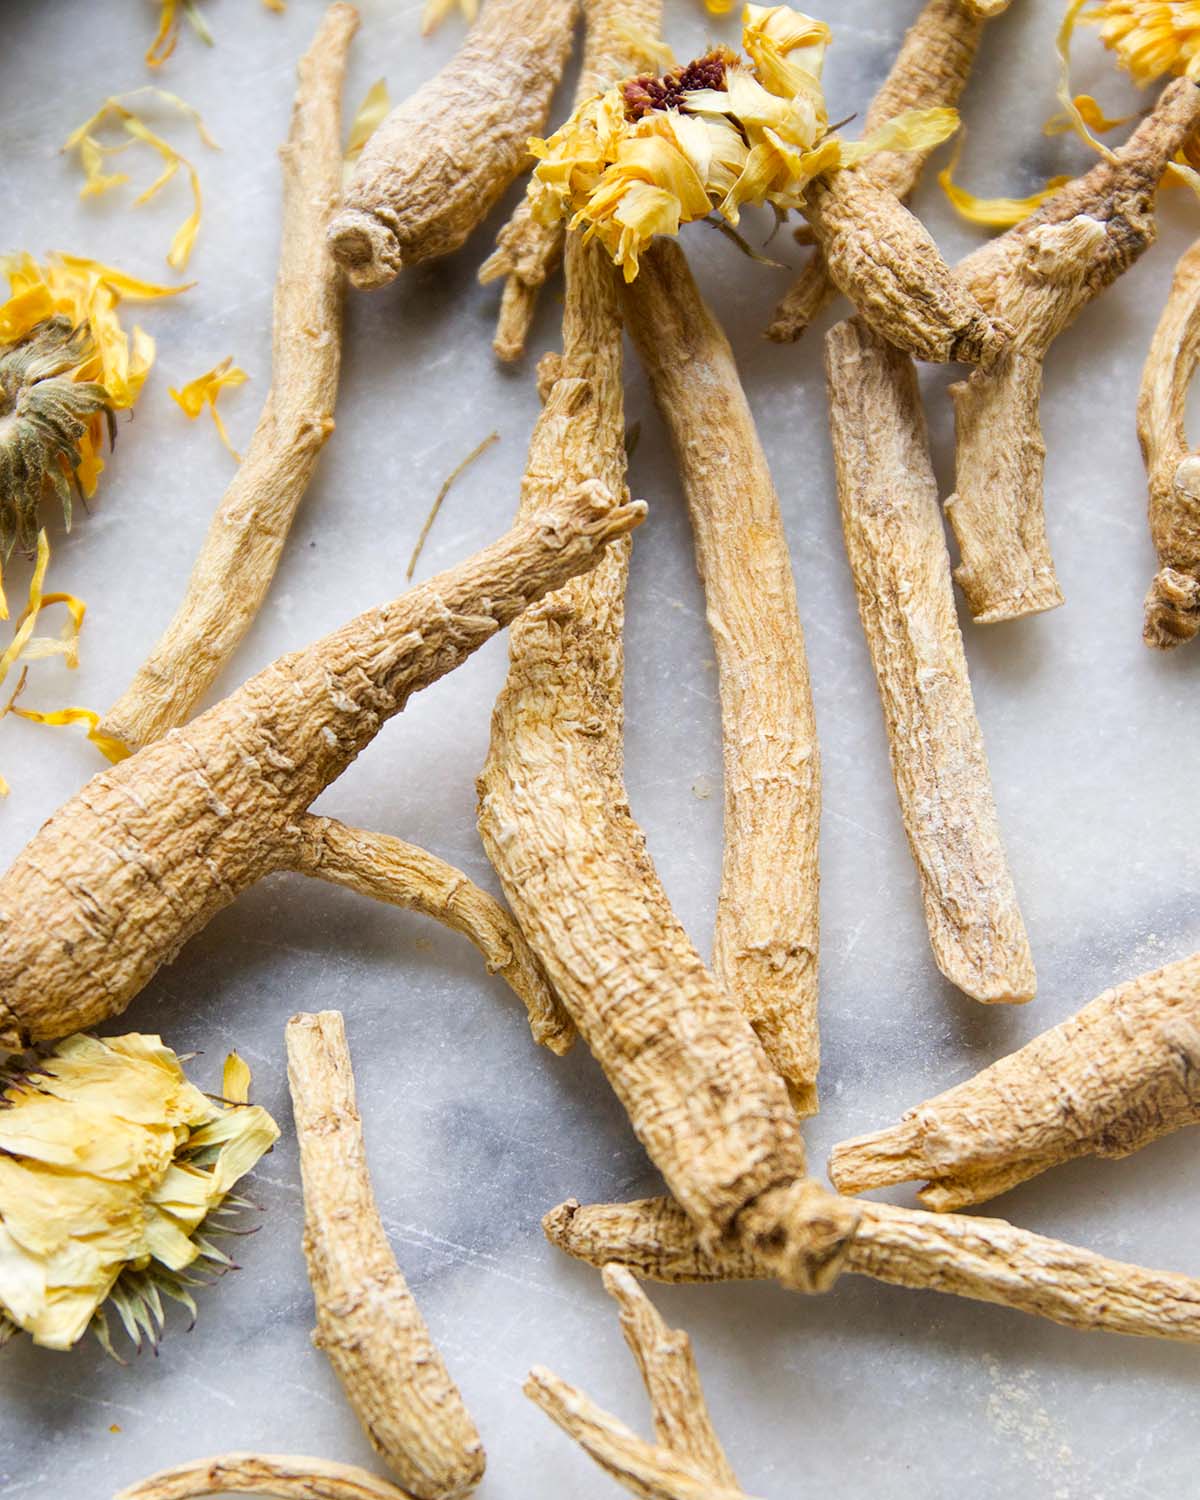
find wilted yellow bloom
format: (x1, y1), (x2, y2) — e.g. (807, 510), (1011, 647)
(0, 1033), (279, 1353)
(527, 4), (958, 280)
(170, 356), (249, 460)
(1085, 0), (1200, 84)
(65, 90), (216, 271)
(0, 253), (187, 549)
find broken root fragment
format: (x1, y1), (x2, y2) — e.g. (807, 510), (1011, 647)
(946, 76), (1200, 623)
(622, 239), (822, 1112)
(824, 315), (1034, 1005)
(100, 3), (356, 752)
(0, 477), (641, 1049)
(287, 816), (573, 1053)
(113, 1452), (415, 1500)
(287, 1012), (484, 1500)
(546, 1194), (1200, 1342)
(829, 947), (1200, 1210)
(525, 1264), (748, 1500)
(1138, 235), (1200, 648)
(328, 0), (577, 289)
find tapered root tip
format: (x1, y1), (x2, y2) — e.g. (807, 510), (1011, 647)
(542, 1198), (581, 1249)
(736, 1181), (860, 1293)
(953, 312), (1014, 370)
(827, 1117), (926, 1196)
(1143, 567), (1200, 649)
(787, 1078), (820, 1119)
(764, 310), (809, 344)
(327, 209), (403, 290)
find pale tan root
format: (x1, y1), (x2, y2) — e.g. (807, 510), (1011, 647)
(328, 0), (576, 289)
(798, 168), (1008, 366)
(0, 480), (642, 1049)
(287, 1012), (484, 1500)
(829, 948), (1200, 1209)
(524, 1370), (750, 1500)
(113, 1452), (414, 1500)
(824, 316), (1034, 1004)
(480, 0), (663, 361)
(524, 1264), (746, 1500)
(286, 815), (574, 1053)
(947, 77), (1200, 623)
(1138, 236), (1200, 647)
(546, 1195), (1200, 1342)
(478, 232), (859, 1290)
(767, 0), (998, 343)
(100, 4), (355, 752)
(622, 239), (821, 1113)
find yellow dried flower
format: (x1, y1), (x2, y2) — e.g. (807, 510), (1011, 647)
(526, 4), (958, 280)
(1086, 0), (1200, 85)
(0, 253), (187, 549)
(170, 356), (249, 460)
(0, 1033), (279, 1353)
(65, 90), (217, 271)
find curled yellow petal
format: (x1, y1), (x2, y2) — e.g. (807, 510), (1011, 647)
(8, 705), (130, 765)
(146, 0), (180, 66)
(345, 79), (391, 164)
(169, 356), (249, 460)
(1056, 0), (1121, 163)
(0, 532), (51, 692)
(222, 1052), (253, 1105)
(1044, 91), (1132, 135)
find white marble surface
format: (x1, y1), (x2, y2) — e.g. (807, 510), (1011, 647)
(2, 1), (1200, 1495)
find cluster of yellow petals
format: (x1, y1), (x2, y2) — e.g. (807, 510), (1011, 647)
(0, 1033), (279, 1351)
(1084, 0), (1200, 85)
(65, 90), (217, 272)
(170, 355), (249, 460)
(0, 252), (187, 499)
(527, 4), (959, 281)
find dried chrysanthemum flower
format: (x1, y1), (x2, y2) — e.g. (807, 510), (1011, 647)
(0, 252), (186, 548)
(0, 319), (112, 558)
(1086, 0), (1200, 85)
(0, 1032), (278, 1355)
(527, 3), (958, 279)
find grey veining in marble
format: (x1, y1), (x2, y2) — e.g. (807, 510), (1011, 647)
(2, 1), (1200, 1496)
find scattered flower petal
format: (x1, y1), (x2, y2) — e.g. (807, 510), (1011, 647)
(170, 356), (249, 460)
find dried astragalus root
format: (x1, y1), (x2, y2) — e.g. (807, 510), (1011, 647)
(286, 817), (573, 1053)
(527, 6), (1003, 365)
(0, 480), (641, 1050)
(946, 77), (1200, 623)
(0, 1032), (278, 1353)
(622, 239), (823, 1113)
(546, 1194), (1200, 1342)
(327, 0), (577, 290)
(1138, 236), (1200, 647)
(287, 1012), (484, 1500)
(768, 0), (1014, 345)
(479, 0), (665, 362)
(115, 1452), (414, 1500)
(0, 253), (183, 550)
(100, 3), (356, 753)
(478, 232), (858, 1292)
(526, 1265), (747, 1500)
(829, 948), (1200, 1210)
(824, 317), (1034, 1005)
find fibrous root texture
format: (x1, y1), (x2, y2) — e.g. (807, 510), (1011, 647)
(328, 0), (577, 290)
(113, 1451), (418, 1500)
(829, 948), (1200, 1209)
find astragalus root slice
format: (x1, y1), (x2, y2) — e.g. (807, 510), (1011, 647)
(285, 816), (573, 1053)
(478, 232), (859, 1290)
(946, 76), (1200, 624)
(327, 0), (576, 290)
(113, 1453), (415, 1500)
(824, 316), (1034, 1005)
(481, 0), (663, 362)
(622, 239), (822, 1113)
(829, 948), (1200, 1210)
(767, 0), (1014, 345)
(287, 1012), (484, 1500)
(1139, 236), (1200, 648)
(100, 4), (355, 753)
(525, 1265), (748, 1500)
(546, 1195), (1200, 1342)
(0, 482), (642, 1050)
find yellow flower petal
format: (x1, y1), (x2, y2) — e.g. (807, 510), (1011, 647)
(421, 0), (478, 33)
(8, 705), (130, 765)
(937, 134), (1071, 229)
(222, 1052), (253, 1105)
(169, 355), (249, 460)
(345, 79), (391, 164)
